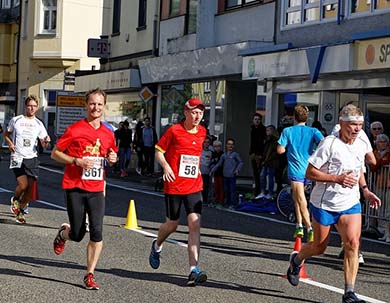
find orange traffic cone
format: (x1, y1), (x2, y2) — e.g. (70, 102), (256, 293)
(292, 236), (311, 279)
(31, 179), (39, 200)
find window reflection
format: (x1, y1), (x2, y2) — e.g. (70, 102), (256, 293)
(160, 81), (226, 140)
(279, 92), (320, 129)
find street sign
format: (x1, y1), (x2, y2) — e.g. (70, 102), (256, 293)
(138, 86), (154, 103)
(88, 38), (110, 58)
(56, 93), (86, 136)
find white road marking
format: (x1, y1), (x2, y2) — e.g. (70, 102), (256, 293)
(0, 187), (12, 193)
(300, 278), (387, 303)
(36, 199), (66, 211)
(130, 228), (187, 248)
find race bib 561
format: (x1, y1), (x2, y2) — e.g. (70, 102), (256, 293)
(82, 156), (104, 180)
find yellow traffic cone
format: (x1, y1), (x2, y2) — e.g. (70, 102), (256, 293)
(123, 199), (140, 230)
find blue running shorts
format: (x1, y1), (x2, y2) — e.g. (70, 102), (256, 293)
(289, 176), (311, 185)
(310, 202), (362, 226)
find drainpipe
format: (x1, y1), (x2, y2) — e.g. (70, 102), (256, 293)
(209, 80), (216, 136)
(15, 1), (23, 114)
(152, 0), (160, 56)
(337, 0), (344, 25)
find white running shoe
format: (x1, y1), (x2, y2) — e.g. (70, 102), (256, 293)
(358, 252), (365, 265)
(255, 193), (265, 199)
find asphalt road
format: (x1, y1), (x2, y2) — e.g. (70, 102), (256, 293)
(0, 154), (389, 303)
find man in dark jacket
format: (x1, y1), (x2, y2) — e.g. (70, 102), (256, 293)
(249, 113), (266, 196)
(135, 117), (158, 175)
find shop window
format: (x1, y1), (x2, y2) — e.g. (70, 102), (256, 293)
(1, 0), (11, 8)
(45, 90), (57, 106)
(41, 0), (57, 34)
(278, 92), (320, 129)
(169, 0), (180, 17)
(350, 0), (371, 13)
(376, 0), (390, 10)
(349, 0), (390, 14)
(323, 1), (338, 19)
(186, 0), (197, 34)
(138, 0), (147, 29)
(225, 0), (260, 10)
(160, 81), (226, 141)
(283, 0), (338, 27)
(112, 0), (121, 35)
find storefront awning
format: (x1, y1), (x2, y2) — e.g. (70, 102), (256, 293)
(139, 42), (266, 84)
(242, 44), (353, 82)
(74, 69), (141, 92)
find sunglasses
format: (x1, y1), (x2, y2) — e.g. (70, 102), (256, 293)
(372, 127), (382, 130)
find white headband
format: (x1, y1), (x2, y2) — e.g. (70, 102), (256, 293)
(339, 116), (364, 122)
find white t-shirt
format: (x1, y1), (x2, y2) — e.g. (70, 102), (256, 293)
(308, 135), (370, 211)
(7, 115), (48, 159)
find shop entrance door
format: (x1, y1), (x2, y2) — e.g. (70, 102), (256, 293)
(363, 95), (390, 137)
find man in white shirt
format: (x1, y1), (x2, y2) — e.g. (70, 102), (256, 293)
(286, 104), (381, 303)
(4, 95), (51, 224)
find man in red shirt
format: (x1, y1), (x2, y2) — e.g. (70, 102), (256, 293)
(51, 88), (118, 290)
(149, 98), (208, 286)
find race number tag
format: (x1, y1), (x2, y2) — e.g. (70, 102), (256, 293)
(82, 157), (104, 180)
(9, 154), (23, 169)
(178, 155), (199, 179)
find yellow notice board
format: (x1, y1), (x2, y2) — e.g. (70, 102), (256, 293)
(56, 93), (86, 136)
(56, 95), (85, 107)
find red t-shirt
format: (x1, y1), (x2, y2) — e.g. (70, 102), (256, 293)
(56, 119), (118, 192)
(156, 123), (206, 195)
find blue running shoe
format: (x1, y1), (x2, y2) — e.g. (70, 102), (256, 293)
(187, 267), (207, 286)
(287, 251), (301, 286)
(149, 239), (161, 269)
(342, 291), (366, 303)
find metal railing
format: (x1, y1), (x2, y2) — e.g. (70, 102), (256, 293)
(364, 165), (390, 230)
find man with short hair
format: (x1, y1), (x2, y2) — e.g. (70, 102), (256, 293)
(4, 95), (51, 224)
(51, 88), (118, 290)
(140, 117), (158, 174)
(250, 113), (266, 197)
(149, 97), (208, 286)
(277, 105), (323, 241)
(286, 104), (381, 303)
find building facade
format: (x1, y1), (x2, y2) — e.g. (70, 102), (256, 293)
(18, 0), (103, 142)
(75, 0), (159, 128)
(0, 0), (19, 140)
(242, 0), (390, 138)
(140, 0), (276, 177)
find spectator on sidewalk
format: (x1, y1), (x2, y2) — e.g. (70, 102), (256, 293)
(249, 113), (266, 197)
(257, 125), (279, 200)
(137, 117), (158, 175)
(211, 138), (244, 209)
(200, 137), (212, 205)
(369, 121), (384, 148)
(117, 120), (132, 177)
(134, 119), (144, 175)
(370, 133), (390, 242)
(210, 140), (224, 208)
